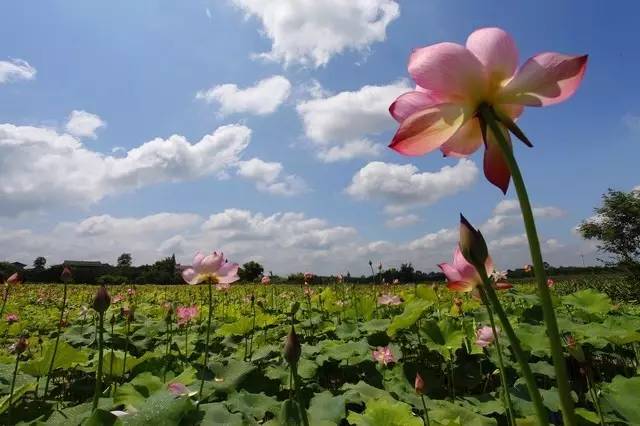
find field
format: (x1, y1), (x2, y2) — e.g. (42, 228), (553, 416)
(0, 278), (639, 425)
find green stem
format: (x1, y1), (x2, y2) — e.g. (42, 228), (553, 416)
(198, 279), (213, 403)
(477, 268), (547, 425)
(44, 282), (68, 398)
(8, 352), (20, 423)
(420, 394), (431, 426)
(479, 289), (516, 426)
(92, 312), (104, 412)
(0, 286), (9, 318)
(122, 320), (130, 379)
(479, 104), (576, 425)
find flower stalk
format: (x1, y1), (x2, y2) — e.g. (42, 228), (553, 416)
(479, 103), (576, 425)
(44, 271), (70, 398)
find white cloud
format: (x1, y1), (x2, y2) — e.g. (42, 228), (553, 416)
(0, 122), (251, 215)
(0, 198), (574, 274)
(231, 0), (400, 67)
(65, 110), (106, 139)
(385, 214), (419, 229)
(346, 159), (478, 209)
(316, 139), (382, 162)
(0, 59), (36, 84)
(493, 199), (565, 219)
(623, 113), (640, 133)
(196, 75), (291, 116)
(236, 158), (307, 196)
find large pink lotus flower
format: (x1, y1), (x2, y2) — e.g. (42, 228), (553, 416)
(372, 346), (395, 366)
(439, 246), (495, 292)
(389, 27), (587, 193)
(181, 251), (239, 286)
(261, 275), (271, 285)
(476, 325), (497, 348)
(378, 294), (402, 306)
(176, 305), (198, 326)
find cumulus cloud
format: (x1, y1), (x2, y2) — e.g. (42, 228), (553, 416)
(346, 159), (478, 210)
(296, 81), (409, 160)
(0, 122), (251, 215)
(231, 0), (400, 67)
(384, 214), (419, 229)
(0, 59), (36, 84)
(236, 158), (307, 196)
(623, 113), (640, 133)
(0, 198), (572, 274)
(196, 75), (291, 116)
(494, 199), (565, 219)
(65, 110), (106, 139)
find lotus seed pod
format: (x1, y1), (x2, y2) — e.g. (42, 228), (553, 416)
(92, 285), (111, 314)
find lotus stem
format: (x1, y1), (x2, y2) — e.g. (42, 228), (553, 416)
(8, 351), (20, 423)
(198, 278), (214, 403)
(44, 281), (68, 398)
(92, 311), (104, 412)
(479, 104), (576, 425)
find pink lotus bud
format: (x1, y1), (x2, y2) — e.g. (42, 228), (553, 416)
(415, 372), (425, 394)
(92, 285), (111, 313)
(15, 336), (28, 354)
(6, 273), (21, 285)
(284, 327), (301, 365)
(546, 278), (555, 288)
(60, 267), (73, 283)
(459, 214), (488, 270)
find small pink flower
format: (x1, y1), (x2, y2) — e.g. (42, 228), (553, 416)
(372, 346), (395, 366)
(112, 294), (125, 304)
(127, 288), (136, 296)
(336, 274), (343, 283)
(6, 313), (19, 324)
(176, 305), (198, 326)
(378, 294), (402, 306)
(261, 275), (271, 285)
(181, 251), (240, 286)
(547, 278), (555, 288)
(389, 27), (587, 193)
(476, 326), (497, 348)
(524, 264), (533, 273)
(167, 382), (190, 396)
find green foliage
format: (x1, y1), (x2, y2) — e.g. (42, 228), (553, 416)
(238, 260), (265, 282)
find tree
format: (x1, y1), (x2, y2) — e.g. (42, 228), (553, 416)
(578, 189), (640, 264)
(238, 261), (264, 282)
(117, 253), (132, 267)
(33, 256), (47, 270)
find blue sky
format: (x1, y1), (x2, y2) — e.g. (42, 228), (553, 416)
(0, 1), (638, 274)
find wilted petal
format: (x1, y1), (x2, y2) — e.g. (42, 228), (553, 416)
(483, 124), (512, 194)
(389, 91), (439, 123)
(217, 262), (240, 284)
(390, 103), (467, 156)
(408, 42), (486, 102)
(181, 268), (200, 285)
(466, 27), (518, 83)
(499, 53), (588, 106)
(441, 117), (483, 157)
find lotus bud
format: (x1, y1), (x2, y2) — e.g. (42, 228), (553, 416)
(15, 336), (28, 354)
(284, 326), (301, 365)
(60, 266), (73, 283)
(92, 285), (111, 313)
(458, 214), (489, 273)
(415, 372), (425, 394)
(6, 273), (21, 285)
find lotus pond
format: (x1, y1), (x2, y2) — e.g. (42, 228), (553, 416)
(0, 279), (639, 425)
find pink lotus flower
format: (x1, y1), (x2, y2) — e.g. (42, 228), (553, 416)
(181, 251), (239, 286)
(476, 325), (497, 348)
(524, 264), (532, 273)
(547, 278), (555, 288)
(336, 274), (343, 283)
(389, 27), (587, 193)
(176, 305), (198, 326)
(167, 382), (192, 396)
(439, 246), (496, 292)
(303, 272), (314, 283)
(378, 294), (402, 306)
(6, 313), (19, 324)
(372, 346), (395, 366)
(261, 275), (271, 285)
